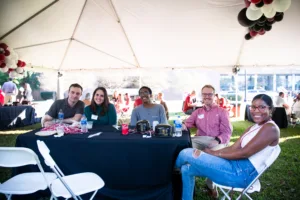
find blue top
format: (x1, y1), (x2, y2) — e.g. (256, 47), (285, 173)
(130, 104), (168, 126)
(84, 103), (117, 125)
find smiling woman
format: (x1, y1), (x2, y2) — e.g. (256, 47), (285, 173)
(84, 87), (117, 125)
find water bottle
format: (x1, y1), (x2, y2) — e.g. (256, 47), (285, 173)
(58, 109), (64, 124)
(80, 114), (88, 133)
(174, 116), (182, 137)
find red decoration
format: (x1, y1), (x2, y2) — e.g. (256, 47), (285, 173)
(0, 54), (5, 61)
(258, 29), (266, 35)
(250, 30), (258, 37)
(8, 68), (15, 72)
(0, 63), (6, 68)
(244, 0), (251, 7)
(251, 0), (261, 4)
(4, 50), (10, 56)
(21, 61), (26, 67)
(17, 60), (22, 67)
(0, 43), (8, 50)
(263, 0), (273, 4)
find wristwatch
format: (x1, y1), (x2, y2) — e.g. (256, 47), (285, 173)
(215, 137), (221, 144)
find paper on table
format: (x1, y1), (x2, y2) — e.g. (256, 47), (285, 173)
(88, 132), (102, 138)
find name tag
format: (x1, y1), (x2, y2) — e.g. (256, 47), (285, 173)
(91, 114), (98, 120)
(198, 114), (204, 119)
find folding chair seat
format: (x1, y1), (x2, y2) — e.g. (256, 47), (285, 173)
(37, 140), (105, 200)
(214, 145), (281, 200)
(0, 147), (57, 200)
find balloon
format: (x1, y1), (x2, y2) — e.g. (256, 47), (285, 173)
(255, 1), (264, 7)
(0, 54), (5, 61)
(16, 67), (24, 73)
(1, 66), (8, 73)
(258, 15), (266, 23)
(264, 24), (272, 31)
(261, 4), (273, 14)
(273, 0), (291, 12)
(264, 0), (273, 4)
(4, 50), (10, 56)
(246, 7), (263, 21)
(254, 24), (262, 31)
(250, 3), (260, 10)
(250, 30), (258, 37)
(0, 63), (6, 68)
(245, 33), (252, 40)
(9, 71), (18, 78)
(244, 0), (251, 7)
(258, 29), (266, 35)
(266, 20), (275, 25)
(264, 8), (276, 18)
(0, 43), (8, 50)
(10, 63), (17, 69)
(238, 8), (257, 27)
(274, 12), (284, 21)
(251, 0), (261, 4)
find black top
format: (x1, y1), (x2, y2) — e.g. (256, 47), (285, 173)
(47, 98), (84, 119)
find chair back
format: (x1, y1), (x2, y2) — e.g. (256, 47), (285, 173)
(36, 140), (79, 199)
(264, 145), (281, 167)
(0, 147), (39, 167)
(37, 140), (57, 169)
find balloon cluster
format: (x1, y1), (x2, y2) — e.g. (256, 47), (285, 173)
(0, 42), (26, 78)
(238, 0), (291, 40)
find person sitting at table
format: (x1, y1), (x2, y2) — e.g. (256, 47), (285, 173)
(177, 94), (280, 200)
(183, 90), (197, 115)
(130, 86), (168, 126)
(182, 84), (232, 198)
(42, 83), (85, 127)
(157, 92), (169, 120)
(84, 87), (117, 125)
(275, 92), (290, 113)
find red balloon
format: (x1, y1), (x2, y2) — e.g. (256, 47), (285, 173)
(258, 29), (266, 35)
(0, 63), (6, 68)
(244, 0), (251, 7)
(17, 60), (22, 67)
(22, 61), (26, 67)
(0, 54), (5, 61)
(263, 0), (273, 4)
(0, 43), (8, 50)
(4, 50), (10, 56)
(251, 0), (261, 4)
(250, 30), (258, 37)
(8, 68), (15, 72)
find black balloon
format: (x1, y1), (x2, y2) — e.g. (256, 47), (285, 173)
(258, 15), (266, 23)
(276, 12), (284, 16)
(274, 12), (284, 22)
(266, 20), (275, 26)
(255, 1), (264, 8)
(245, 33), (252, 40)
(264, 24), (272, 31)
(238, 8), (257, 27)
(254, 24), (262, 31)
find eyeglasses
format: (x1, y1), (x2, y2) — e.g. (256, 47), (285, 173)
(249, 105), (270, 112)
(201, 93), (214, 97)
(139, 91), (150, 96)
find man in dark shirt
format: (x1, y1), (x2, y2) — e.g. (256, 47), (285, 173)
(42, 83), (85, 127)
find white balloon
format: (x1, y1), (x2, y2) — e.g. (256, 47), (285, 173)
(16, 67), (24, 73)
(264, 8), (276, 18)
(1, 67), (8, 73)
(9, 71), (18, 78)
(5, 57), (14, 65)
(261, 4), (273, 14)
(246, 7), (263, 21)
(10, 63), (18, 69)
(249, 3), (260, 11)
(273, 0), (291, 12)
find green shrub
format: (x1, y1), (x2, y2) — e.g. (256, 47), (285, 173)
(40, 91), (56, 100)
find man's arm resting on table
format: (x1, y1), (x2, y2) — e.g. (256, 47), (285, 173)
(42, 115), (54, 127)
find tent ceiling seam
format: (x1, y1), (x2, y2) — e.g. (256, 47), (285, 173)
(58, 0), (88, 71)
(14, 38), (71, 50)
(109, 0), (141, 68)
(0, 0), (59, 40)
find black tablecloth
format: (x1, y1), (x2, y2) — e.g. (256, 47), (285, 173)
(0, 106), (35, 130)
(245, 105), (288, 128)
(15, 125), (191, 200)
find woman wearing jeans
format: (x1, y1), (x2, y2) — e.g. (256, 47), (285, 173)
(175, 94), (280, 200)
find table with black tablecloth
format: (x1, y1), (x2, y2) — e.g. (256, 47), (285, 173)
(15, 125), (191, 200)
(0, 105), (35, 130)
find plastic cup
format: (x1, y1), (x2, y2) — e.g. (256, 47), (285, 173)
(87, 121), (93, 129)
(56, 126), (64, 136)
(122, 124), (129, 135)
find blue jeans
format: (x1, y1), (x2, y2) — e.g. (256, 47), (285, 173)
(175, 148), (258, 200)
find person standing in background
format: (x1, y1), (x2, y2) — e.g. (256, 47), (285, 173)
(0, 85), (4, 106)
(2, 78), (17, 104)
(23, 83), (33, 102)
(157, 92), (169, 120)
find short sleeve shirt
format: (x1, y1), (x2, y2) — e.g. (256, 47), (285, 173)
(47, 98), (84, 119)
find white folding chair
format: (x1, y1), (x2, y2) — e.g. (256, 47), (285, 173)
(36, 140), (105, 200)
(0, 147), (57, 200)
(214, 146), (281, 200)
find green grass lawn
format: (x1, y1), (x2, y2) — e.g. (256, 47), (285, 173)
(0, 121), (299, 200)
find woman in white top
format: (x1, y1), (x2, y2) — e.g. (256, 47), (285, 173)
(175, 94), (280, 200)
(23, 83), (33, 102)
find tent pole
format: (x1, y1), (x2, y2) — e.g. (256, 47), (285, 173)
(0, 0), (59, 40)
(108, 0), (141, 68)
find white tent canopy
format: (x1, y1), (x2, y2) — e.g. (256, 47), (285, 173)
(1, 0), (300, 74)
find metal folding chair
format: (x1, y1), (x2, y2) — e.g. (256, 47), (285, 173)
(37, 140), (105, 200)
(214, 146), (281, 200)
